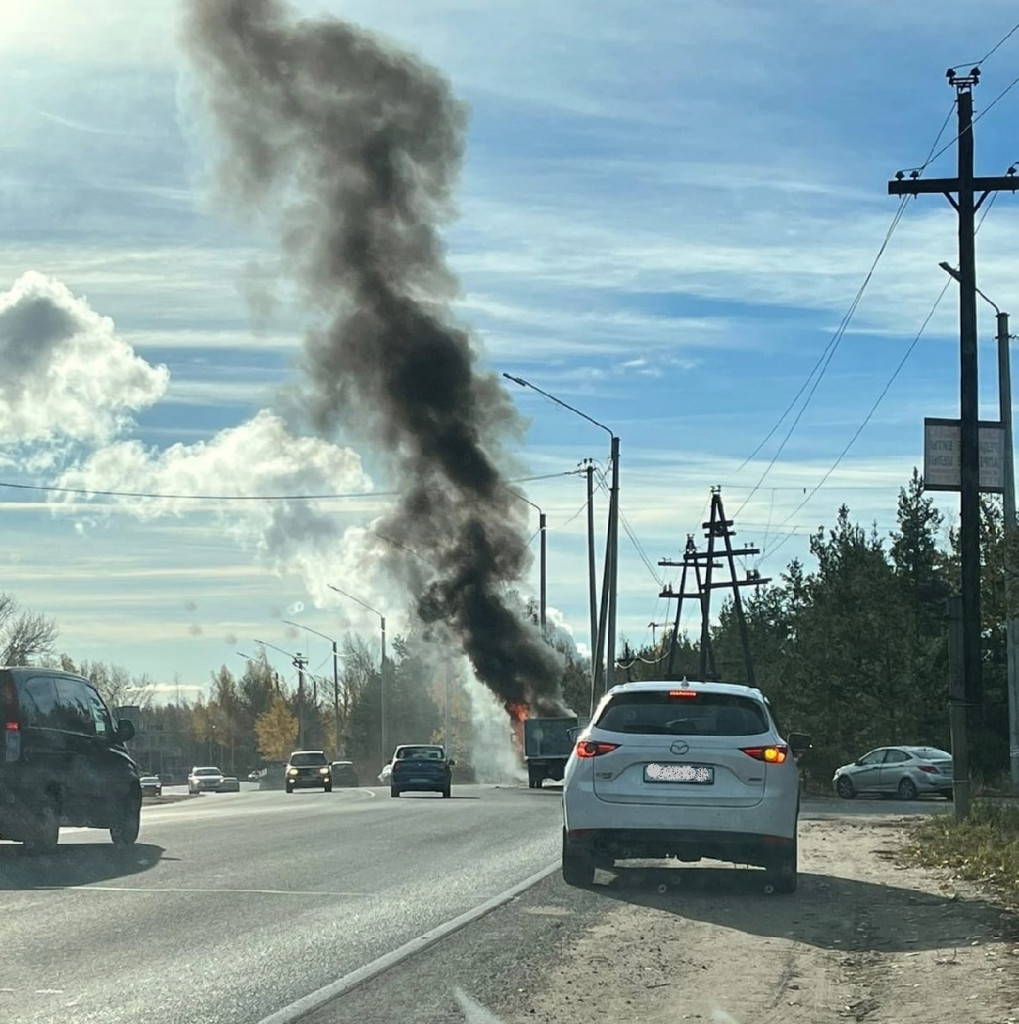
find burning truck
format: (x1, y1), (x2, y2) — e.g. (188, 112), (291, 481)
(507, 702), (591, 789)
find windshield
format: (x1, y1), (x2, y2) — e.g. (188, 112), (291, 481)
(595, 691), (769, 736)
(194, 768), (222, 776)
(395, 747), (445, 760)
(290, 752), (328, 766)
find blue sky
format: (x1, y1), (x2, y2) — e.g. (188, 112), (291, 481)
(1, 0), (1019, 699)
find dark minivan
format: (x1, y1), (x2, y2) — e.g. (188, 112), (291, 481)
(1, 667), (142, 853)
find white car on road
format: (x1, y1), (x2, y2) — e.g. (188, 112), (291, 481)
(561, 679), (810, 892)
(188, 766), (225, 794)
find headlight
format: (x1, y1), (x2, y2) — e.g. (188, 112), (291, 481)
(319, 767), (329, 774)
(287, 768), (298, 775)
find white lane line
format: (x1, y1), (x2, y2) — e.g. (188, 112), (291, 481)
(256, 861), (559, 1024)
(38, 886), (374, 897)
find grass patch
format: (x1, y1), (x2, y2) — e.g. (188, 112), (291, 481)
(907, 801), (1019, 907)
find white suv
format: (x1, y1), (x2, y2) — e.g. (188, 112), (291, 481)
(561, 679), (810, 892)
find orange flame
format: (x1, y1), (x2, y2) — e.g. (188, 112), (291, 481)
(505, 701), (529, 758)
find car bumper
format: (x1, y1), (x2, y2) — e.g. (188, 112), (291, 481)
(392, 778), (448, 791)
(564, 826), (795, 868)
(288, 776), (330, 787)
(140, 787), (161, 797)
(563, 774), (799, 843)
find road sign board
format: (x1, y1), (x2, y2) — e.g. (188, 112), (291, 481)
(924, 417), (1005, 492)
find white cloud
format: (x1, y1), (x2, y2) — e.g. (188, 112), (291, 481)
(0, 271), (168, 452)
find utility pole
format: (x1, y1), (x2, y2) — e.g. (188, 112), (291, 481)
(604, 436), (620, 692)
(659, 490), (768, 684)
(583, 460), (599, 711)
(294, 652), (307, 748)
(332, 639), (341, 757)
(538, 509), (547, 637)
(997, 308), (1019, 786)
(890, 68), (1018, 805)
(947, 596), (971, 819)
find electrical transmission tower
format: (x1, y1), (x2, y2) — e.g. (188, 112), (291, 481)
(658, 488), (769, 684)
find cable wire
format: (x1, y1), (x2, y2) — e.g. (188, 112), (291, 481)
(763, 279), (952, 565)
(0, 469), (578, 503)
(732, 196), (911, 517)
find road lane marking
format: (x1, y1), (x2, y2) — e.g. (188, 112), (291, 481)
(255, 861), (560, 1024)
(38, 885), (374, 896)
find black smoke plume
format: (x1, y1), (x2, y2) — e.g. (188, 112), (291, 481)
(182, 0), (569, 718)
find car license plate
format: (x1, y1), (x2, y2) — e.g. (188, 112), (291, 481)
(644, 763), (714, 785)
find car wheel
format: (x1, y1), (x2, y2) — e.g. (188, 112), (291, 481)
(561, 828), (595, 888)
(285, 784), (293, 794)
(324, 783), (332, 793)
(835, 776), (856, 799)
(442, 786), (451, 798)
(22, 797), (60, 855)
(111, 796), (141, 848)
(898, 777), (918, 801)
(764, 838), (797, 894)
(390, 787), (400, 798)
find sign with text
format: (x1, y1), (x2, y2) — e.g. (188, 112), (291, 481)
(923, 417), (1005, 493)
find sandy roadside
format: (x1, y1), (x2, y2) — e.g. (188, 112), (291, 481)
(502, 811), (1019, 1024)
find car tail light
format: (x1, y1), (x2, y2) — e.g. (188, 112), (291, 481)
(918, 764), (939, 774)
(741, 745), (789, 764)
(3, 676), (20, 763)
(668, 690), (698, 699)
(576, 740), (620, 758)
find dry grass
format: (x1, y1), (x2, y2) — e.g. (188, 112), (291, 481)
(907, 800), (1019, 907)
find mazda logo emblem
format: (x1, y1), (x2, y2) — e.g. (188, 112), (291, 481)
(670, 740), (689, 755)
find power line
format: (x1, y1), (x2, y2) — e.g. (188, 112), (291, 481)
(0, 469), (577, 503)
(762, 281), (950, 564)
(732, 196), (911, 518)
(756, 180), (1004, 562)
(955, 20), (1019, 69)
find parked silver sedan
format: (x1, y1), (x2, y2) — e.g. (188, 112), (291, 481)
(833, 746), (953, 800)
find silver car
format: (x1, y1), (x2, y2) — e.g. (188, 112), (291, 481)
(833, 746), (953, 800)
(188, 766), (225, 794)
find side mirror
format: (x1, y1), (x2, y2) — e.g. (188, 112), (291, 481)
(116, 719), (136, 743)
(787, 732), (811, 755)
(448, 758), (457, 767)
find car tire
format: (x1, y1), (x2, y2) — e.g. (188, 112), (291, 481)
(898, 777), (918, 801)
(835, 776), (856, 799)
(561, 828), (595, 888)
(442, 786), (451, 798)
(764, 838), (797, 894)
(285, 784), (294, 794)
(390, 787), (400, 798)
(22, 797), (60, 855)
(324, 783), (332, 793)
(111, 796), (141, 848)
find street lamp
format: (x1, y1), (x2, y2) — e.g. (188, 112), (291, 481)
(328, 585), (387, 764)
(503, 373), (620, 700)
(284, 620), (342, 757)
(255, 639), (308, 747)
(940, 260), (1018, 787)
(505, 487), (547, 636)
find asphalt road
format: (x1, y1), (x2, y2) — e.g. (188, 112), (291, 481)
(0, 783), (562, 1024)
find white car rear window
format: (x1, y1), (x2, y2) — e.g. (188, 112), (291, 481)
(595, 691), (769, 736)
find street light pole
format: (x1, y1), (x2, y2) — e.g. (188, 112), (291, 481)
(582, 460), (599, 697)
(284, 620), (343, 757)
(940, 260), (1018, 788)
(505, 488), (547, 636)
(255, 639), (308, 747)
(503, 373), (619, 694)
(328, 585), (387, 763)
